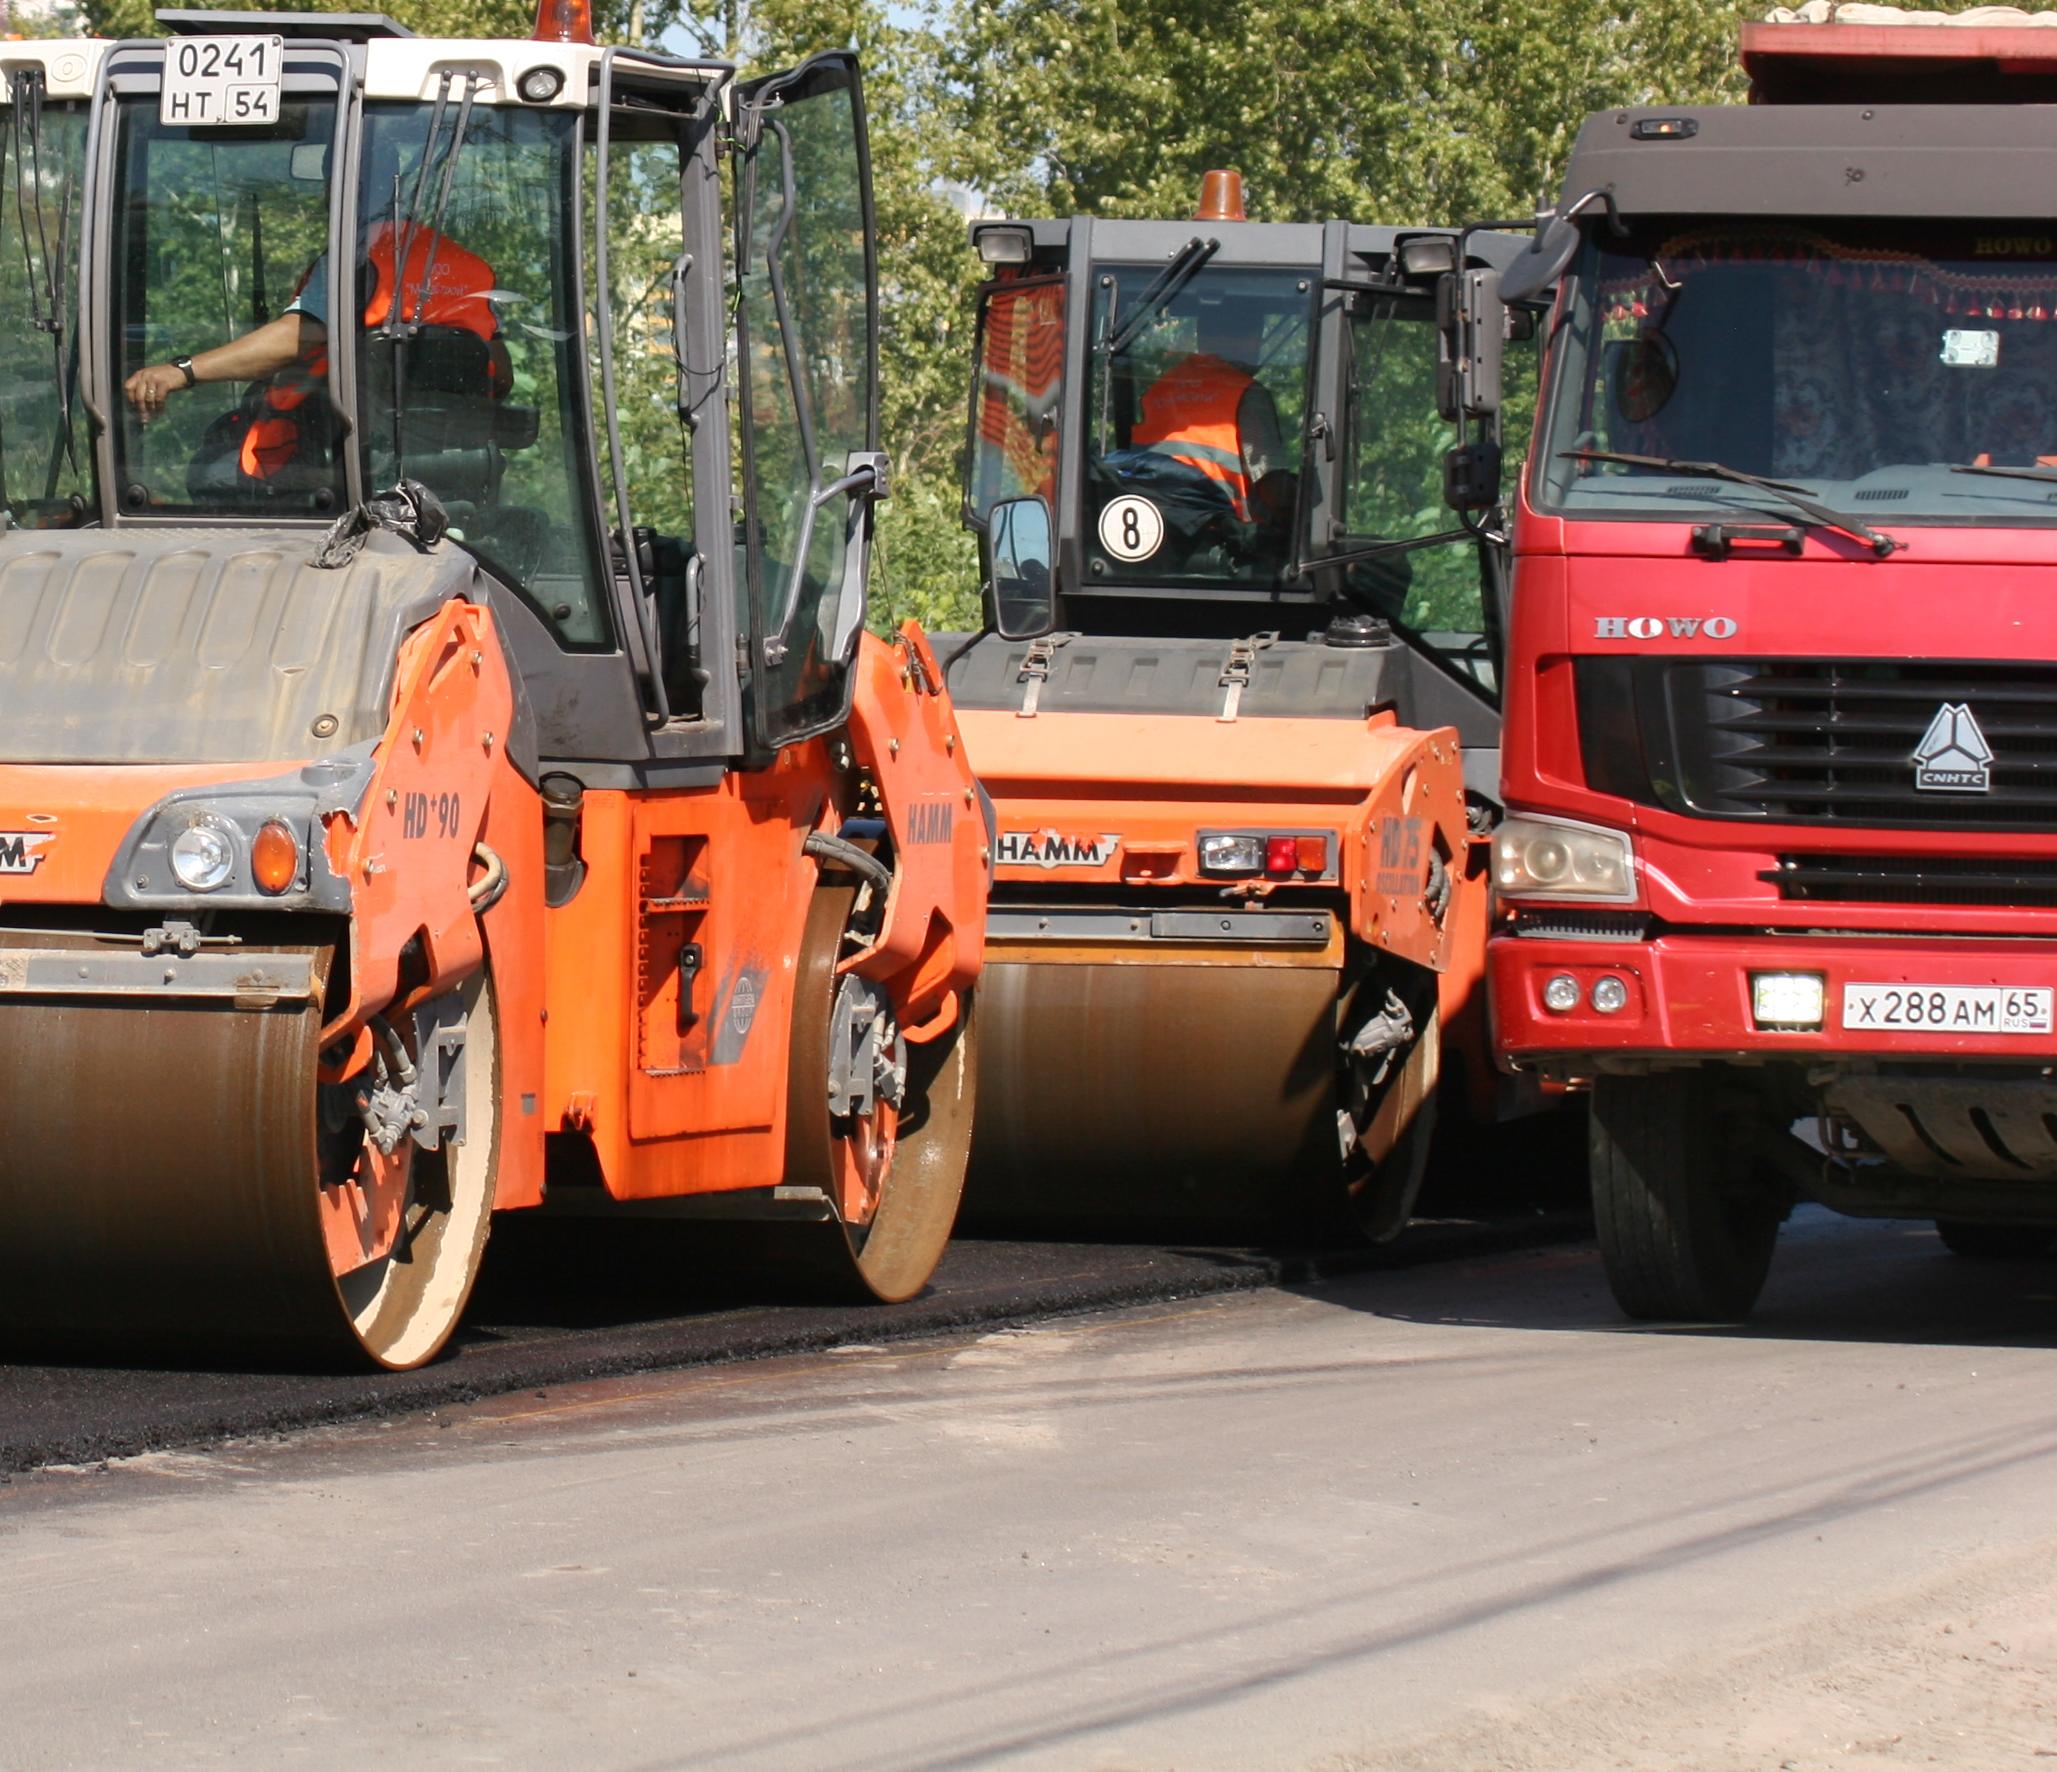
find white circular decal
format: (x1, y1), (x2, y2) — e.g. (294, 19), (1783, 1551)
(1097, 495), (1165, 562)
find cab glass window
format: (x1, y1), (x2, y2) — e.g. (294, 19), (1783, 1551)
(108, 95), (341, 517)
(0, 94), (89, 527)
(359, 101), (612, 648)
(736, 60), (876, 744)
(967, 275), (1063, 523)
(1340, 290), (1500, 697)
(583, 110), (699, 707)
(1084, 263), (1310, 588)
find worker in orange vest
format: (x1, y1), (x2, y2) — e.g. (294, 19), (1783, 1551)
(1130, 292), (1290, 526)
(125, 131), (509, 496)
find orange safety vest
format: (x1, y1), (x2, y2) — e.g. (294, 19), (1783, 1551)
(1131, 352), (1257, 518)
(240, 224), (502, 480)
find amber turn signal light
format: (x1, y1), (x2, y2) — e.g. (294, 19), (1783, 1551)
(251, 820), (300, 896)
(532, 0), (595, 44)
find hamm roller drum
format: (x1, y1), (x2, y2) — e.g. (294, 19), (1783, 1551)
(966, 957), (1347, 1232)
(0, 937), (497, 1369)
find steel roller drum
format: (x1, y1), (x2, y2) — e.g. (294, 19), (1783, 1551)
(0, 938), (490, 1367)
(964, 957), (1343, 1232)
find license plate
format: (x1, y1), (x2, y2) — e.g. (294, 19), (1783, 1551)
(1842, 983), (2053, 1035)
(160, 36), (283, 128)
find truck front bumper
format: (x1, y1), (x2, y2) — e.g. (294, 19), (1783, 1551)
(1491, 929), (2057, 1069)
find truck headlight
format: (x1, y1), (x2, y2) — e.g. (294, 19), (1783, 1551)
(1493, 814), (1635, 903)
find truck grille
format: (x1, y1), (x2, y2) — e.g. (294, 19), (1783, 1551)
(1577, 658), (2057, 832)
(1766, 854), (2057, 908)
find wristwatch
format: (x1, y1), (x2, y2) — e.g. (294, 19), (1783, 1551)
(172, 355), (196, 388)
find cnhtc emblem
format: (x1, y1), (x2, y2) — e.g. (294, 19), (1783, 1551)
(1911, 703), (1994, 793)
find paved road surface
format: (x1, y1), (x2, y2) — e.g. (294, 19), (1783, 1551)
(0, 1217), (1575, 1474)
(4, 1207), (2054, 1770)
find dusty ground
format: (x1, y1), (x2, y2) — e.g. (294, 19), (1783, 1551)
(1350, 1550), (2057, 1771)
(3, 1208), (2054, 1771)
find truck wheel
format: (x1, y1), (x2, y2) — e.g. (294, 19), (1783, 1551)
(1934, 1220), (2055, 1259)
(1590, 1073), (1780, 1322)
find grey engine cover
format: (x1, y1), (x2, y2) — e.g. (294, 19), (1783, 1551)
(0, 529), (473, 765)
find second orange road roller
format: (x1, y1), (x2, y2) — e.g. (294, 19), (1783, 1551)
(946, 178), (1538, 1235)
(0, 9), (987, 1368)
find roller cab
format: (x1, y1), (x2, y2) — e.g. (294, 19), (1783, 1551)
(946, 199), (1530, 1235)
(0, 15), (987, 1368)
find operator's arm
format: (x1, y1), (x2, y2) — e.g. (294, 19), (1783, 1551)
(124, 312), (327, 419)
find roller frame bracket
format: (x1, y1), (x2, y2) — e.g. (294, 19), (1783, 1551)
(409, 994), (470, 1154)
(0, 947), (317, 1004)
(987, 906), (1333, 947)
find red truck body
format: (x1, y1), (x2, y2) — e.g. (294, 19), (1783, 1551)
(1489, 12), (2057, 1316)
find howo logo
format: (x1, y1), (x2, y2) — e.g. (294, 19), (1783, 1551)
(1912, 702), (1994, 794)
(0, 832), (53, 875)
(995, 830), (1121, 869)
(1594, 615), (1739, 640)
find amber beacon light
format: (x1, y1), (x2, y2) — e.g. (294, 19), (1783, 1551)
(1195, 169), (1247, 222)
(532, 0), (595, 45)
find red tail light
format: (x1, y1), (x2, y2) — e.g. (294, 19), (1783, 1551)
(1264, 836), (1298, 876)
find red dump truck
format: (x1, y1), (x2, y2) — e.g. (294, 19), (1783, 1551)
(1466, 7), (2057, 1317)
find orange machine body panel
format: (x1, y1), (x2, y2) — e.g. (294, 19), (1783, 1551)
(958, 704), (1468, 978)
(0, 610), (983, 1218)
(539, 627), (987, 1203)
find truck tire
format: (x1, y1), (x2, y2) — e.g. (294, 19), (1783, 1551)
(1934, 1220), (2055, 1260)
(1590, 1073), (1781, 1323)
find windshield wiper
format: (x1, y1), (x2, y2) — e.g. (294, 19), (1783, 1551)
(1951, 463), (2057, 485)
(9, 70), (77, 480)
(1563, 449), (1901, 558)
(1105, 234), (1219, 357)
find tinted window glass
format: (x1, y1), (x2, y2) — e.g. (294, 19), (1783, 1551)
(0, 96), (89, 526)
(109, 95), (341, 516)
(1085, 263), (1309, 588)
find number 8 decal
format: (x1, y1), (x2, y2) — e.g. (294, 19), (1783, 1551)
(1097, 494), (1164, 563)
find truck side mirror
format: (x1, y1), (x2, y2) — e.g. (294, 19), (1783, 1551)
(1435, 266), (1507, 513)
(988, 496), (1056, 639)
(1434, 267), (1505, 421)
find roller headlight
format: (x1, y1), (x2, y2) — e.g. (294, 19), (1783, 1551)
(1493, 815), (1635, 904)
(169, 817), (236, 893)
(1198, 833), (1265, 875)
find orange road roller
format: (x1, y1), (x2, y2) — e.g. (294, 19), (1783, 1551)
(945, 186), (1538, 1236)
(0, 11), (987, 1368)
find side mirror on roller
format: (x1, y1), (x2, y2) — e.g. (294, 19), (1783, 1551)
(988, 496), (1057, 640)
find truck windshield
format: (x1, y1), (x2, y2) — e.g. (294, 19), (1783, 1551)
(1535, 220), (2057, 527)
(1086, 262), (1310, 587)
(0, 95), (90, 527)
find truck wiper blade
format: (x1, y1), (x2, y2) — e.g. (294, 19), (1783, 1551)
(1106, 234), (1219, 357)
(1563, 449), (1902, 558)
(1950, 463), (2057, 485)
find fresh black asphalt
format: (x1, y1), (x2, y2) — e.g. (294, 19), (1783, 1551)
(0, 1211), (1585, 1476)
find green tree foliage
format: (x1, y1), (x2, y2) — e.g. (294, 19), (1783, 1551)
(941, 0), (1753, 225)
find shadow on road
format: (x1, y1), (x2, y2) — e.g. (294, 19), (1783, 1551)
(1319, 1205), (2057, 1351)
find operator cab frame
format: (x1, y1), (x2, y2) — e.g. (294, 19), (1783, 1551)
(961, 205), (1532, 710)
(0, 14), (885, 773)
